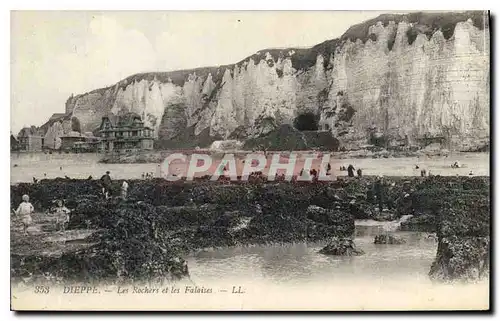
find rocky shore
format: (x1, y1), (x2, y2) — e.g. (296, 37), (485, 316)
(10, 175), (489, 284)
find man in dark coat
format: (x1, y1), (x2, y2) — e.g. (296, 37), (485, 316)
(347, 164), (355, 177)
(100, 171), (112, 199)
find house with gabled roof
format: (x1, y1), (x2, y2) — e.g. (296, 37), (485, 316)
(17, 126), (43, 152)
(98, 112), (154, 153)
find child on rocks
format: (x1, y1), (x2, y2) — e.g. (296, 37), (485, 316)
(52, 200), (71, 232)
(13, 194), (34, 235)
(121, 181), (129, 200)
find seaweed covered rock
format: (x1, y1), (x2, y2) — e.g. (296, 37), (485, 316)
(11, 179), (102, 210)
(68, 196), (115, 229)
(11, 245), (102, 284)
(374, 234), (406, 244)
(347, 200), (374, 219)
(191, 211), (246, 248)
(429, 236), (489, 282)
(259, 185), (310, 215)
(429, 188), (490, 282)
(89, 201), (190, 282)
(319, 237), (364, 256)
(439, 195), (489, 237)
(155, 204), (223, 229)
(193, 225), (236, 248)
(209, 185), (250, 207)
(245, 212), (308, 244)
(211, 211), (243, 228)
(306, 205), (355, 237)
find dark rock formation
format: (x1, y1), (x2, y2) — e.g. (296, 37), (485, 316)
(430, 236), (489, 281)
(243, 124), (340, 151)
(306, 205), (355, 240)
(10, 176), (490, 283)
(319, 237), (364, 256)
(374, 234), (406, 244)
(429, 184), (490, 282)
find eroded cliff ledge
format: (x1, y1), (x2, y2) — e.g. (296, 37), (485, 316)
(44, 11), (489, 150)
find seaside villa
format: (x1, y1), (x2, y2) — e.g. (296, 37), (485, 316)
(98, 112), (154, 154)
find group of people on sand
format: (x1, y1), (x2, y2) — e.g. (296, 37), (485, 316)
(450, 161), (474, 175)
(416, 160), (474, 176)
(339, 164), (362, 178)
(142, 172), (155, 179)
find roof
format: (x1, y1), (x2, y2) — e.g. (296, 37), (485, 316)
(17, 126), (41, 138)
(100, 112), (152, 131)
(117, 112), (143, 127)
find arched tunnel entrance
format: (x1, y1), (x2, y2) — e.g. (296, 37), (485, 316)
(293, 112), (319, 131)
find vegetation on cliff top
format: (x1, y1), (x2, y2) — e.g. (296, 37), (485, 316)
(342, 11), (487, 46)
(67, 11), (487, 106)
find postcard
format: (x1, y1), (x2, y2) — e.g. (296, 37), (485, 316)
(10, 10), (490, 311)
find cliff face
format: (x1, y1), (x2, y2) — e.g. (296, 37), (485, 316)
(324, 17), (489, 148)
(56, 11), (489, 150)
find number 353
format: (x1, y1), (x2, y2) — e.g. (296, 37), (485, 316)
(34, 286), (50, 294)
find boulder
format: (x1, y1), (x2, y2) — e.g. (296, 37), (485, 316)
(319, 237), (364, 256)
(374, 234), (406, 244)
(428, 183), (490, 282)
(429, 236), (489, 282)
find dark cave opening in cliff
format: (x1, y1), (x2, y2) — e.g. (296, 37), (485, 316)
(293, 113), (319, 131)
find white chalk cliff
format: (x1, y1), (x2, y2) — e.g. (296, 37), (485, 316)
(48, 12), (489, 150)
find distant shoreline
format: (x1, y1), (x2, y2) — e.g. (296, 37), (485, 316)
(97, 149), (489, 164)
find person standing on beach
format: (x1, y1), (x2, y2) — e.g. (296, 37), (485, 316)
(13, 194), (34, 235)
(356, 168), (363, 177)
(100, 171), (112, 199)
(347, 164), (355, 177)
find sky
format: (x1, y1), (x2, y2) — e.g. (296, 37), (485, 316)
(10, 11), (384, 134)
